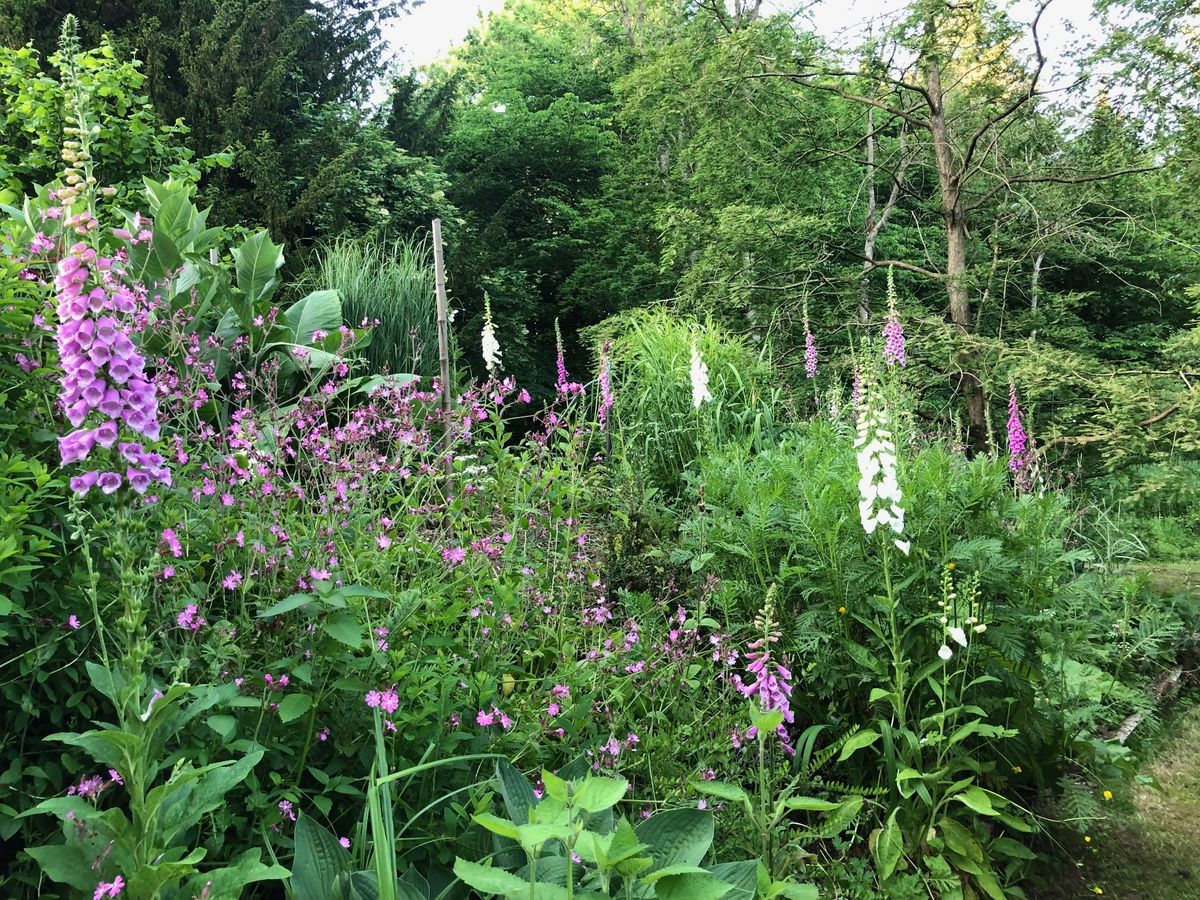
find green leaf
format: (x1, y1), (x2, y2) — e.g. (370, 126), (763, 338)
(780, 796), (840, 812)
(207, 715), (237, 740)
(233, 230), (284, 308)
(496, 759), (539, 825)
(453, 857), (527, 895)
(770, 884), (818, 900)
(258, 593), (317, 618)
(837, 729), (880, 762)
(277, 693), (313, 724)
(474, 812), (521, 841)
(707, 860), (758, 899)
(989, 836), (1037, 861)
(653, 872), (732, 900)
(575, 776), (628, 813)
(952, 787), (998, 817)
(284, 289), (342, 345)
(873, 808), (904, 882)
(692, 781), (750, 810)
(636, 808), (714, 871)
(24, 843), (95, 891)
(323, 615), (363, 649)
(293, 813), (352, 900)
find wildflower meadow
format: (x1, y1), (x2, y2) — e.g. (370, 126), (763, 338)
(2, 5), (1199, 900)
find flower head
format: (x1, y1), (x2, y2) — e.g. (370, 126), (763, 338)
(882, 267), (906, 367)
(854, 382), (906, 544)
(690, 341), (712, 408)
(481, 295), (502, 373)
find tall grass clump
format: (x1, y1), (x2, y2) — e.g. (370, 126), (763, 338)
(594, 308), (781, 496)
(308, 236), (438, 376)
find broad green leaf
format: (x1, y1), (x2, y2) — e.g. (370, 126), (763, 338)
(323, 614), (363, 649)
(780, 796), (840, 812)
(952, 787), (998, 817)
(575, 776), (628, 813)
(207, 715), (237, 740)
(636, 808), (714, 871)
(283, 289), (342, 345)
(707, 860), (758, 899)
(233, 230), (284, 308)
(837, 729), (880, 762)
(453, 857), (527, 895)
(474, 812), (521, 841)
(653, 872), (732, 900)
(292, 813), (352, 900)
(496, 759), (539, 825)
(873, 808), (904, 881)
(277, 693), (313, 724)
(24, 843), (95, 891)
(258, 593), (317, 618)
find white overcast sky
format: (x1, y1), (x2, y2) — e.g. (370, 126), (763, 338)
(384, 0), (1102, 72)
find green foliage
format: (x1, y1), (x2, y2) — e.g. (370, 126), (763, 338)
(305, 236), (440, 376)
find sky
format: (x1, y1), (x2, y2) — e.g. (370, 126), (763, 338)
(383, 0), (1104, 71)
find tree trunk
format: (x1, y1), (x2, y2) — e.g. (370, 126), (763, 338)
(928, 62), (989, 453)
(860, 108), (877, 324)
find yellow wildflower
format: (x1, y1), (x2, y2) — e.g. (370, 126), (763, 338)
(1103, 790), (1113, 801)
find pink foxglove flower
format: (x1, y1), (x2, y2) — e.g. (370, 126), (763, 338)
(598, 340), (614, 429)
(1007, 383), (1035, 491)
(882, 267), (906, 367)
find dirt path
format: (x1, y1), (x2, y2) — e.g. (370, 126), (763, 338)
(1045, 702), (1200, 898)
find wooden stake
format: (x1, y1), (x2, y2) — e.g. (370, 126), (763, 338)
(431, 219), (453, 476)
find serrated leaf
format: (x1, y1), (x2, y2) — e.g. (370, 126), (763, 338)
(277, 693), (312, 724)
(453, 857), (527, 895)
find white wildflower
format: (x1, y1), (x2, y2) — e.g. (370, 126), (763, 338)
(690, 342), (712, 408)
(854, 389), (906, 538)
(948, 626), (968, 647)
(938, 644), (953, 661)
(481, 296), (502, 373)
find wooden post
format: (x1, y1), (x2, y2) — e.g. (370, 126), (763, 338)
(431, 219), (453, 476)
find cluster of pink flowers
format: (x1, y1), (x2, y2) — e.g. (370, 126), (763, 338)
(882, 313), (906, 367)
(67, 768), (123, 802)
(476, 706), (514, 729)
(176, 604), (205, 632)
(554, 320), (584, 397)
(54, 228), (170, 497)
(588, 732), (639, 770)
(1007, 383), (1034, 490)
(731, 630), (795, 756)
(365, 687), (400, 713)
(804, 328), (818, 379)
(93, 875), (124, 899)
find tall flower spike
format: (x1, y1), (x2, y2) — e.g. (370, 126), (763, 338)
(854, 381), (908, 553)
(690, 341), (712, 408)
(882, 267), (907, 367)
(731, 586), (795, 756)
(554, 319), (583, 396)
(1007, 382), (1034, 492)
(803, 301), (818, 379)
(480, 295), (501, 374)
(598, 340), (614, 429)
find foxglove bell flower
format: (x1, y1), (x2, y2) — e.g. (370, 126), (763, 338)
(1007, 383), (1035, 491)
(854, 385), (907, 550)
(690, 342), (712, 408)
(53, 228), (169, 498)
(481, 295), (501, 373)
(882, 267), (906, 367)
(598, 340), (614, 428)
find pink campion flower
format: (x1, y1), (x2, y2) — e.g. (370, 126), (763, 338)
(339, 837), (351, 850)
(93, 874), (124, 899)
(176, 604), (205, 632)
(551, 684), (571, 699)
(223, 570), (243, 591)
(161, 528), (183, 558)
(442, 546), (466, 567)
(476, 709), (495, 727)
(278, 799), (296, 823)
(67, 615), (81, 629)
(376, 534), (392, 550)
